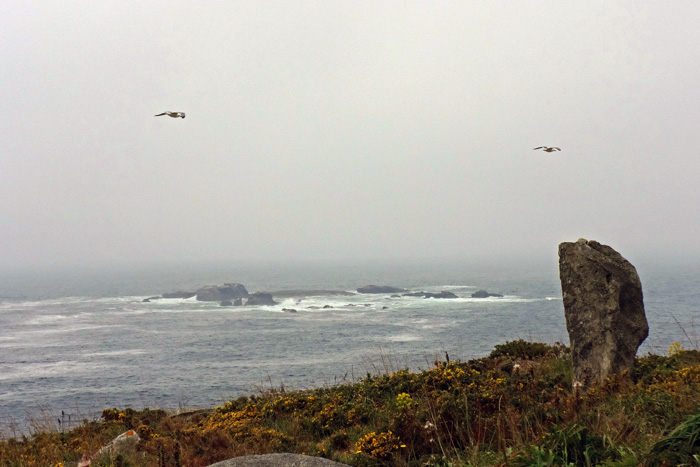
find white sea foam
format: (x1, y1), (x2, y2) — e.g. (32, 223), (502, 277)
(8, 324), (121, 341)
(431, 285), (477, 291)
(0, 360), (94, 380)
(386, 333), (423, 342)
(24, 313), (93, 325)
(81, 349), (147, 358)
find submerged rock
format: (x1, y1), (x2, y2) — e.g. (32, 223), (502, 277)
(402, 291), (458, 299)
(357, 285), (406, 294)
(559, 238), (648, 392)
(429, 291), (458, 299)
(266, 289), (355, 298)
(162, 291), (196, 299)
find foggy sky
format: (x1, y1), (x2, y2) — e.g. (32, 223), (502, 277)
(2, 1), (700, 269)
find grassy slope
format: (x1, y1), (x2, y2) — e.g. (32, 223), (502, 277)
(2, 340), (700, 467)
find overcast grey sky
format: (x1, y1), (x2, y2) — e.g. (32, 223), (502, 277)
(2, 1), (699, 269)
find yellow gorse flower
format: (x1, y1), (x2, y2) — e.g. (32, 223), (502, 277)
(356, 430), (404, 459)
(669, 342), (685, 356)
(395, 392), (412, 409)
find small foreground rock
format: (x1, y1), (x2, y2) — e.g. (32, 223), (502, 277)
(206, 453), (350, 466)
(96, 429), (140, 456)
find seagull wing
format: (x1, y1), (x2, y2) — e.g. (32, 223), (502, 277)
(533, 147), (544, 150)
(154, 113), (166, 117)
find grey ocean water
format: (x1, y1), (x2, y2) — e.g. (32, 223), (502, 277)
(0, 259), (697, 433)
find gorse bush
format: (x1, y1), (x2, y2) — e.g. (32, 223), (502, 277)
(489, 339), (563, 360)
(3, 340), (700, 466)
(355, 430), (405, 460)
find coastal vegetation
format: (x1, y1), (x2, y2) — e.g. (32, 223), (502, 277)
(2, 340), (700, 466)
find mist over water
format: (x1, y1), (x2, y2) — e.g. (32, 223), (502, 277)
(0, 259), (697, 434)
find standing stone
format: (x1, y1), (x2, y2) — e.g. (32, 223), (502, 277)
(558, 239), (648, 391)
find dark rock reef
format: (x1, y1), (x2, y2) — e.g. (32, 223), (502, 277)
(267, 290), (354, 298)
(470, 290), (503, 298)
(162, 291), (196, 299)
(195, 283), (249, 302)
(246, 292), (277, 306)
(356, 285), (407, 294)
(402, 291), (458, 299)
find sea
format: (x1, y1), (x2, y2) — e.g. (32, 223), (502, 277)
(0, 258), (698, 435)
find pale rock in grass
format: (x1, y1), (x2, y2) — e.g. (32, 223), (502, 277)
(96, 429), (140, 456)
(206, 453), (350, 466)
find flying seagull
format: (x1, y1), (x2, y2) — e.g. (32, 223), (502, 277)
(533, 146), (561, 152)
(154, 111), (186, 119)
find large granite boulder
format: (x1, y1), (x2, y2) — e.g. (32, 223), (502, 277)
(559, 239), (648, 391)
(196, 283), (249, 302)
(357, 285), (406, 294)
(246, 292), (277, 306)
